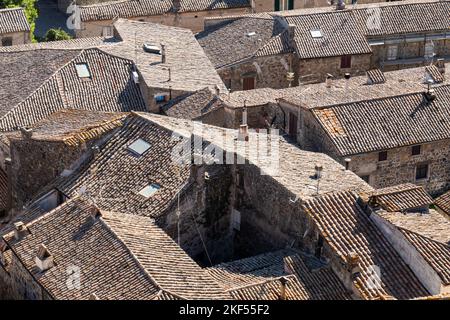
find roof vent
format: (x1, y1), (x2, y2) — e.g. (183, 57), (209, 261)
(14, 221), (29, 240)
(35, 244), (54, 272)
(143, 43), (161, 55)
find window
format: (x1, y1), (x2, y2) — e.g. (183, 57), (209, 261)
(128, 138), (151, 156)
(1, 37), (12, 46)
(242, 77), (255, 90)
(138, 183), (161, 198)
(386, 45), (398, 61)
(154, 93), (169, 103)
(360, 175), (370, 183)
(275, 0), (294, 10)
(310, 29), (323, 38)
(102, 26), (113, 37)
(411, 145), (421, 156)
(424, 41), (434, 58)
(378, 151), (388, 162)
(415, 164), (429, 180)
(75, 63), (91, 78)
(340, 55), (352, 69)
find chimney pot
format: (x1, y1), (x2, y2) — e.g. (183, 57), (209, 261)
(161, 44), (166, 64)
(344, 158), (351, 170)
(14, 221), (29, 240)
(325, 74), (333, 88)
(20, 127), (33, 139)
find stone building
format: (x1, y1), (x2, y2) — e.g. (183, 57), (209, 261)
(199, 0), (449, 87)
(277, 64), (450, 195)
(75, 0), (253, 37)
(0, 8), (30, 46)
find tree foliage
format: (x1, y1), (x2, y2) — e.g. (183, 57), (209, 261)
(0, 0), (38, 42)
(44, 28), (72, 42)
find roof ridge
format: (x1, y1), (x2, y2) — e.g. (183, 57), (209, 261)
(371, 184), (423, 197)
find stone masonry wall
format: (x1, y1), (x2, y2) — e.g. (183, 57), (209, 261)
(0, 31), (30, 46)
(298, 54), (371, 84)
(218, 54), (294, 92)
(347, 140), (450, 196)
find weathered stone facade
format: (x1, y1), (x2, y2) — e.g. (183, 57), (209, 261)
(0, 31), (30, 46)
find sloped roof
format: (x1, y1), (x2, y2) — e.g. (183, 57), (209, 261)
(303, 191), (429, 299)
(208, 249), (351, 300)
(285, 11), (372, 59)
(435, 190), (450, 216)
(2, 197), (229, 299)
(369, 184), (433, 212)
(312, 85), (450, 156)
(399, 228), (450, 285)
(0, 8), (30, 34)
(0, 48), (146, 132)
(196, 16), (290, 68)
(80, 0), (251, 22)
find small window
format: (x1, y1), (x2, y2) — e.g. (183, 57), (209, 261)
(386, 45), (398, 61)
(310, 29), (323, 38)
(360, 175), (370, 183)
(378, 151), (387, 162)
(1, 37), (12, 46)
(128, 138), (151, 156)
(340, 55), (352, 69)
(415, 164), (428, 180)
(411, 145), (421, 156)
(138, 183), (161, 198)
(75, 63), (91, 78)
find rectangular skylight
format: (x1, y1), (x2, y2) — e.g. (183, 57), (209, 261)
(138, 184), (161, 198)
(310, 29), (323, 38)
(128, 138), (151, 156)
(246, 32), (256, 37)
(75, 63), (91, 78)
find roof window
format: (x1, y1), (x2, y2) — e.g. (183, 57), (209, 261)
(128, 138), (151, 156)
(310, 29), (323, 38)
(138, 183), (161, 198)
(75, 63), (91, 78)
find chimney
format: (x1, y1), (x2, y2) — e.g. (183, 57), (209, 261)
(336, 0), (345, 10)
(314, 164), (323, 179)
(344, 73), (351, 92)
(424, 81), (436, 103)
(14, 221), (29, 240)
(172, 0), (181, 12)
(238, 124), (249, 142)
(92, 145), (100, 157)
(89, 206), (102, 220)
(20, 127), (33, 139)
(344, 158), (351, 170)
(325, 74), (333, 88)
(287, 24), (296, 50)
(35, 243), (54, 272)
(278, 277), (289, 300)
(346, 251), (361, 279)
(436, 58), (445, 74)
(89, 293), (100, 300)
(161, 44), (166, 64)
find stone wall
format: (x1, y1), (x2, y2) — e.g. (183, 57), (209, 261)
(0, 31), (30, 46)
(298, 54), (372, 84)
(347, 140), (450, 196)
(371, 38), (450, 71)
(76, 7), (252, 37)
(218, 54), (294, 91)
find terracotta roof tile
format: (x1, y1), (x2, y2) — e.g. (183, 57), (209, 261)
(370, 184), (433, 212)
(435, 190), (450, 216)
(0, 8), (30, 34)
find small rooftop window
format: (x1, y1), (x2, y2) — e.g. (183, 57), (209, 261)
(138, 184), (161, 198)
(246, 32), (256, 37)
(143, 43), (161, 54)
(75, 63), (91, 78)
(128, 138), (151, 156)
(310, 29), (323, 38)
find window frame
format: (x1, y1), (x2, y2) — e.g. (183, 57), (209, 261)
(411, 145), (421, 156)
(415, 163), (429, 181)
(378, 151), (388, 162)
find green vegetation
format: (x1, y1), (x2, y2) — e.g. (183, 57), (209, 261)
(44, 28), (72, 41)
(0, 0), (38, 42)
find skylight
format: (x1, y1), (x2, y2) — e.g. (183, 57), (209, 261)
(128, 138), (151, 156)
(138, 184), (161, 198)
(246, 32), (256, 37)
(75, 63), (91, 78)
(310, 29), (323, 38)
